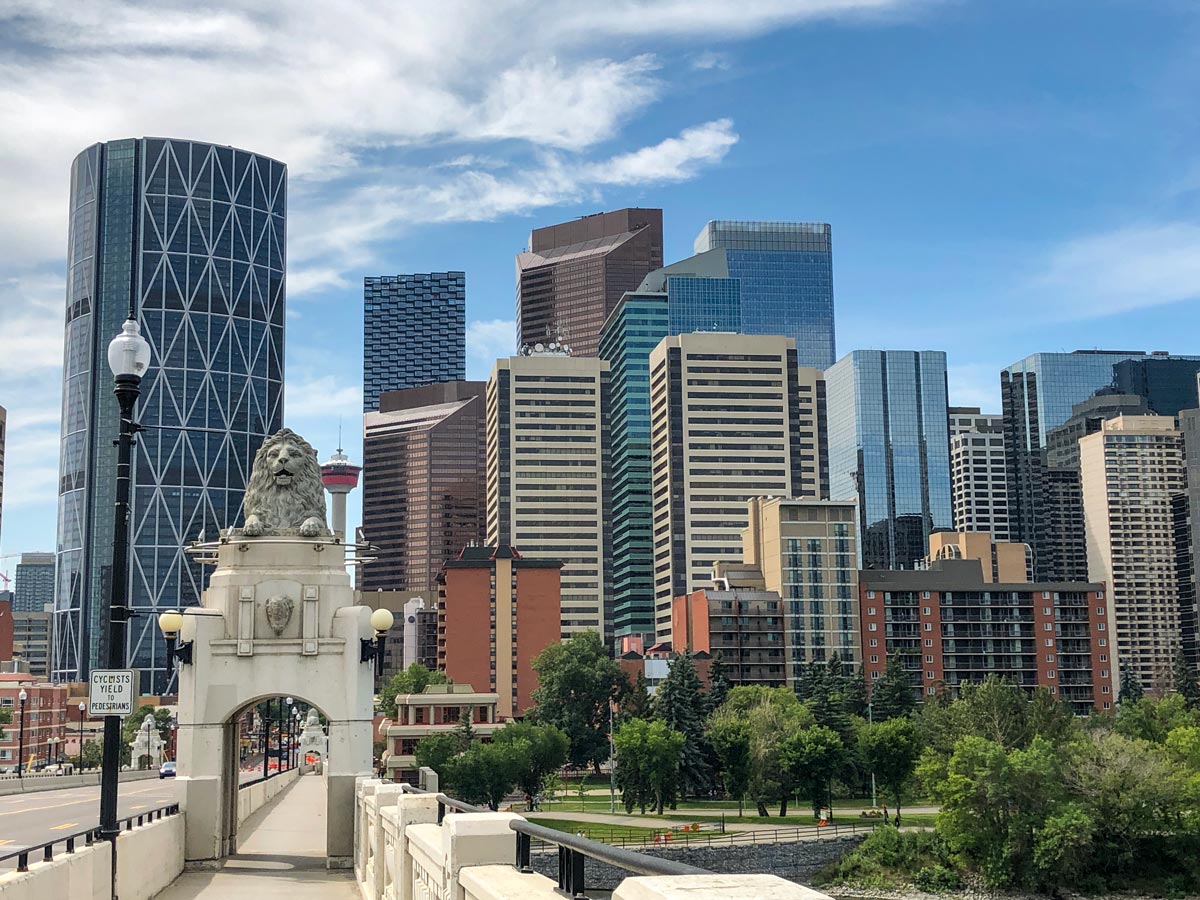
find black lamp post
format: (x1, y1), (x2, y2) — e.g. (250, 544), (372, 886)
(99, 317), (151, 890)
(77, 702), (85, 769)
(261, 704), (269, 780)
(294, 708), (302, 768)
(16, 689), (27, 779)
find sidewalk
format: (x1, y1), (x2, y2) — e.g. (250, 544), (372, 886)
(158, 773), (357, 898)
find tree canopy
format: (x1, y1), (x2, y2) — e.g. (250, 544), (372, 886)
(530, 631), (625, 769)
(378, 664), (449, 719)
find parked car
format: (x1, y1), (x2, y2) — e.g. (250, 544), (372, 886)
(159, 761), (176, 779)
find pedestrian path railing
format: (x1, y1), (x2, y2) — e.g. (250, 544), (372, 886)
(355, 777), (835, 900)
(573, 817), (879, 852)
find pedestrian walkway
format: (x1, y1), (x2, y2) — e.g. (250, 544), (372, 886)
(158, 773), (357, 899)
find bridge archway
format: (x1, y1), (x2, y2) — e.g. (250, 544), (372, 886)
(174, 534), (375, 867)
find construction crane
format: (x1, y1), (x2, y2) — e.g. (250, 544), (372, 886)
(0, 553), (22, 591)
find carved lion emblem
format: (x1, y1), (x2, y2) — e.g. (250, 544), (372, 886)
(239, 429), (329, 538)
(265, 594), (294, 635)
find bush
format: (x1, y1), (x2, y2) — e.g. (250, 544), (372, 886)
(814, 827), (960, 889)
(914, 865), (961, 892)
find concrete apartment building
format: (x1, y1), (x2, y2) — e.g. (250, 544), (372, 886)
(1081, 415), (1186, 691)
(648, 333), (812, 640)
(13, 609), (52, 679)
(948, 407), (1010, 542)
(380, 684), (501, 783)
(486, 351), (610, 639)
(926, 531), (1032, 583)
(672, 588), (787, 687)
(436, 544), (562, 719)
(860, 559), (1113, 712)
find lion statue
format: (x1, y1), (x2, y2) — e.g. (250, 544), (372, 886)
(239, 428), (329, 537)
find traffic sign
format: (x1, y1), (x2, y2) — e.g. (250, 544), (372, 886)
(89, 669), (137, 716)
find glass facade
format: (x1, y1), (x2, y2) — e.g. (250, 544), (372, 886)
(55, 138), (286, 693)
(598, 296), (669, 640)
(826, 350), (952, 570)
(363, 273), (466, 412)
(693, 220), (835, 369)
(1000, 350), (1200, 580)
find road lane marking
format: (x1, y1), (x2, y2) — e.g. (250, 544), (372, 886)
(50, 822), (79, 830)
(0, 839), (13, 845)
(130, 805), (146, 809)
(0, 784), (170, 818)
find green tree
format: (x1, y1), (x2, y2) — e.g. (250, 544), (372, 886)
(706, 652), (731, 713)
(613, 718), (685, 814)
(621, 670), (653, 721)
(781, 724), (846, 818)
(859, 717), (922, 814)
(378, 664), (449, 718)
(871, 652), (917, 720)
(653, 652), (713, 797)
(530, 632), (626, 770)
(714, 685), (813, 816)
(707, 711), (752, 815)
(445, 741), (522, 810)
(414, 732), (463, 777)
(493, 722), (569, 808)
(1117, 664), (1144, 706)
(1171, 652), (1200, 710)
(1113, 694), (1200, 744)
(455, 708), (477, 746)
(844, 666), (870, 719)
(79, 740), (102, 770)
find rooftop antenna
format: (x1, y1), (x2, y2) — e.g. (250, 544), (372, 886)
(337, 416), (343, 453)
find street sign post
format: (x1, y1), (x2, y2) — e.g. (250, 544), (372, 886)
(89, 669), (137, 717)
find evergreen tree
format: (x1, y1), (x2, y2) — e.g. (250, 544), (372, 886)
(845, 665), (870, 718)
(1171, 652), (1200, 710)
(806, 652), (853, 740)
(653, 652), (714, 797)
(456, 707), (476, 747)
(872, 652), (918, 720)
(1118, 663), (1145, 706)
(707, 652), (731, 713)
(622, 670), (653, 721)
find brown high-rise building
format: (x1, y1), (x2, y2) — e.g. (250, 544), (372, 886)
(361, 381), (487, 593)
(516, 208), (663, 357)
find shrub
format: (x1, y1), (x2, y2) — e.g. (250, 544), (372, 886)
(914, 864), (961, 892)
(814, 827), (959, 888)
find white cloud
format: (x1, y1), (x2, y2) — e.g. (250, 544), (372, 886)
(690, 51), (732, 71)
(284, 376), (363, 421)
(467, 320), (517, 376)
(1033, 222), (1200, 319)
(588, 119), (739, 185)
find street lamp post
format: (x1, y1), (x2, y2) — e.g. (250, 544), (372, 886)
(294, 708), (302, 768)
(17, 689), (27, 779)
(261, 704), (269, 780)
(98, 317), (151, 896)
(78, 702), (86, 769)
(284, 697), (293, 772)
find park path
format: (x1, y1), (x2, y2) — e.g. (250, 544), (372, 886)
(157, 773), (358, 899)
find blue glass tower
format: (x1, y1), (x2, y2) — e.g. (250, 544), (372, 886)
(598, 295), (669, 642)
(56, 138), (286, 692)
(363, 273), (466, 412)
(825, 350), (952, 570)
(693, 220), (835, 369)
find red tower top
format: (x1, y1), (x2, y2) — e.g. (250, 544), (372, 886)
(320, 448), (362, 492)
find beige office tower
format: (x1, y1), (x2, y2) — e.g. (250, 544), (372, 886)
(948, 406), (1010, 541)
(1080, 415), (1185, 691)
(738, 497), (860, 681)
(486, 350), (611, 640)
(648, 333), (812, 640)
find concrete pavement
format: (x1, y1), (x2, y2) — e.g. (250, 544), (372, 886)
(159, 773), (357, 898)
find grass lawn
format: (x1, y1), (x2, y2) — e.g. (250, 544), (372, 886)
(526, 817), (666, 843)
(659, 811), (938, 829)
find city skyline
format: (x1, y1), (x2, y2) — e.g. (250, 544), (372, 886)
(3, 2), (1200, 562)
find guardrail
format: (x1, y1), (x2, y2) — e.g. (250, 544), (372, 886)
(567, 818), (880, 852)
(0, 802), (180, 873)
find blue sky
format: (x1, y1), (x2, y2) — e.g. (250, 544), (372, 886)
(1, 0), (1198, 568)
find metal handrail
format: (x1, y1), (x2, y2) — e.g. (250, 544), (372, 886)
(565, 818), (879, 852)
(0, 802), (180, 872)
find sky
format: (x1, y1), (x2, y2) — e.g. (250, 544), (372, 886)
(1, 0), (1199, 570)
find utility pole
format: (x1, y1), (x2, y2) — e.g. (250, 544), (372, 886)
(868, 701), (877, 808)
(609, 701), (616, 814)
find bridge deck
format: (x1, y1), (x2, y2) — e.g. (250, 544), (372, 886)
(159, 773), (357, 898)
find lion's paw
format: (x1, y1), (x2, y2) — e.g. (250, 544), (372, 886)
(299, 517), (324, 537)
(243, 515), (264, 537)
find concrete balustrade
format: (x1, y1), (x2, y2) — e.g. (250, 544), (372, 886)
(236, 767), (301, 825)
(0, 811), (184, 900)
(353, 777), (835, 900)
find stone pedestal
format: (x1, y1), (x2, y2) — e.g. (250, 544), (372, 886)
(176, 535), (374, 865)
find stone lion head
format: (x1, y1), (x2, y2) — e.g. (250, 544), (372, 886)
(240, 428), (329, 537)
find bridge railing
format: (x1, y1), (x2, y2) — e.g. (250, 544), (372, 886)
(354, 777), (836, 900)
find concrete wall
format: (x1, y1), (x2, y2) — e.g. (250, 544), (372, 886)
(0, 812), (183, 900)
(0, 770), (159, 797)
(237, 768), (301, 825)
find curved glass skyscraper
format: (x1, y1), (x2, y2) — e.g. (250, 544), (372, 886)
(55, 138), (286, 692)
